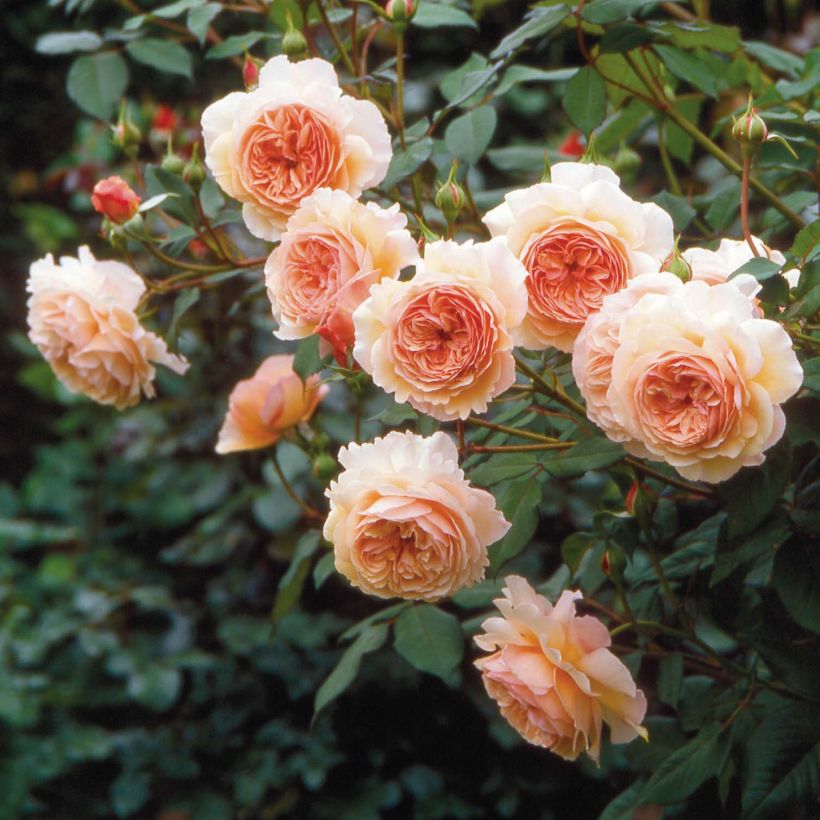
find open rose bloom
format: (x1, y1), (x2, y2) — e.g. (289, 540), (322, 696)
(216, 354), (327, 454)
(683, 235), (800, 288)
(352, 239), (528, 420)
(265, 188), (418, 361)
(27, 246), (188, 409)
(475, 576), (647, 762)
(574, 276), (803, 482)
(483, 162), (673, 351)
(324, 431), (509, 601)
(201, 56), (391, 240)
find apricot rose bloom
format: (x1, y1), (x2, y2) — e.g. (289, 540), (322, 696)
(483, 162), (674, 351)
(201, 56), (391, 241)
(324, 431), (509, 601)
(474, 576), (647, 762)
(265, 188), (418, 362)
(26, 246), (188, 409)
(683, 235), (800, 289)
(352, 239), (528, 421)
(575, 276), (802, 483)
(215, 354), (327, 454)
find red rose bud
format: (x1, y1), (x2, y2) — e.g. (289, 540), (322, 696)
(91, 176), (141, 224)
(242, 54), (260, 90)
(732, 97), (768, 147)
(624, 482), (639, 516)
(558, 130), (585, 158)
(601, 549), (612, 576)
(188, 239), (209, 260)
(152, 104), (177, 135)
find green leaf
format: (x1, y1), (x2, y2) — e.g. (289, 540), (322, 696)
(743, 41), (804, 78)
(393, 605), (464, 684)
(665, 96), (702, 164)
(772, 538), (820, 634)
(127, 666), (181, 711)
(657, 652), (683, 709)
(563, 66), (607, 134)
(110, 770), (151, 818)
(126, 39), (192, 79)
(653, 44), (718, 97)
(205, 32), (268, 60)
(313, 551), (336, 590)
(66, 52), (128, 119)
(340, 602), (410, 642)
(412, 3), (478, 30)
(468, 453), (538, 486)
(293, 335), (330, 381)
(730, 257), (782, 281)
(659, 21), (741, 53)
(490, 5), (570, 59)
(582, 0), (658, 25)
(36, 31), (102, 55)
(154, 0), (204, 17)
(188, 4), (221, 45)
(542, 438), (625, 478)
(489, 477), (542, 572)
(496, 66), (577, 96)
(168, 287), (200, 346)
(444, 106), (497, 165)
(790, 219), (820, 262)
(599, 23), (654, 53)
(384, 138), (433, 189)
(561, 532), (597, 576)
(711, 514), (791, 586)
(704, 177), (741, 231)
(640, 723), (729, 804)
(743, 704), (820, 818)
(272, 532), (321, 623)
(314, 623), (389, 715)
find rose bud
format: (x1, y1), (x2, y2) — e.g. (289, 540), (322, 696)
(242, 53), (260, 90)
(434, 162), (465, 226)
(91, 176), (141, 224)
(183, 146), (206, 191)
(386, 0), (416, 27)
(732, 97), (768, 147)
(558, 130), (584, 158)
(152, 105), (177, 136)
(111, 103), (141, 156)
(662, 245), (693, 283)
(281, 26), (308, 58)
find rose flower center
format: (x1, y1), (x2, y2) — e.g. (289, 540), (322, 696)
(239, 104), (341, 206)
(283, 236), (342, 323)
(635, 354), (739, 448)
(392, 286), (496, 387)
(522, 220), (629, 325)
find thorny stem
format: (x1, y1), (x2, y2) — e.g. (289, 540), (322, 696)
(513, 354), (588, 418)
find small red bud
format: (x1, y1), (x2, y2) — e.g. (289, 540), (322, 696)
(152, 104), (177, 135)
(625, 482), (639, 516)
(91, 176), (141, 224)
(601, 550), (612, 576)
(558, 130), (585, 158)
(386, 0), (416, 22)
(242, 54), (260, 90)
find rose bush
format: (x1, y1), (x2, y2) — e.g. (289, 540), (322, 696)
(5, 1), (819, 818)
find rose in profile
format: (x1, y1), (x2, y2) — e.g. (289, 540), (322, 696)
(324, 431), (509, 601)
(604, 278), (802, 482)
(683, 235), (800, 288)
(91, 176), (141, 224)
(27, 246), (188, 409)
(352, 239), (528, 421)
(265, 188), (418, 363)
(201, 55), (391, 241)
(216, 354), (327, 454)
(474, 575), (647, 762)
(483, 162), (673, 351)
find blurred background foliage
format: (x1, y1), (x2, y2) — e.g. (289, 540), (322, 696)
(2, 0), (819, 818)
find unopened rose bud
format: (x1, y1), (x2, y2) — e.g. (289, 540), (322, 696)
(435, 162), (465, 226)
(282, 26), (308, 58)
(242, 54), (260, 90)
(162, 151), (185, 175)
(558, 130), (584, 158)
(662, 248), (692, 283)
(624, 481), (656, 528)
(732, 98), (768, 149)
(601, 547), (626, 580)
(386, 0), (416, 27)
(624, 481), (639, 516)
(152, 104), (177, 136)
(111, 106), (142, 156)
(91, 176), (141, 224)
(183, 145), (206, 191)
(312, 453), (338, 480)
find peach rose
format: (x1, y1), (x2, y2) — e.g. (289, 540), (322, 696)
(483, 162), (674, 351)
(26, 246), (188, 409)
(325, 431), (509, 600)
(474, 576), (647, 762)
(201, 56), (391, 241)
(352, 239), (528, 421)
(215, 354), (327, 454)
(683, 235), (800, 288)
(91, 176), (141, 224)
(265, 188), (418, 362)
(603, 279), (802, 482)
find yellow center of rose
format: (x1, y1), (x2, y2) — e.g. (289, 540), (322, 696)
(239, 104), (341, 207)
(522, 220), (629, 326)
(635, 353), (739, 449)
(391, 286), (496, 389)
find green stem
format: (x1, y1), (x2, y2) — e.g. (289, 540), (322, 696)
(315, 0), (356, 75)
(270, 450), (321, 520)
(740, 154), (761, 257)
(395, 31), (407, 149)
(624, 457), (715, 498)
(513, 354), (588, 417)
(469, 442), (574, 454)
(465, 416), (563, 443)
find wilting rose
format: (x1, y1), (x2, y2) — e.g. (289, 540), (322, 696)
(324, 431), (509, 601)
(475, 576), (647, 762)
(215, 354), (327, 454)
(603, 279), (802, 483)
(683, 236), (800, 288)
(265, 188), (418, 362)
(91, 176), (141, 224)
(27, 246), (188, 409)
(201, 56), (391, 241)
(483, 162), (674, 351)
(353, 239), (528, 421)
